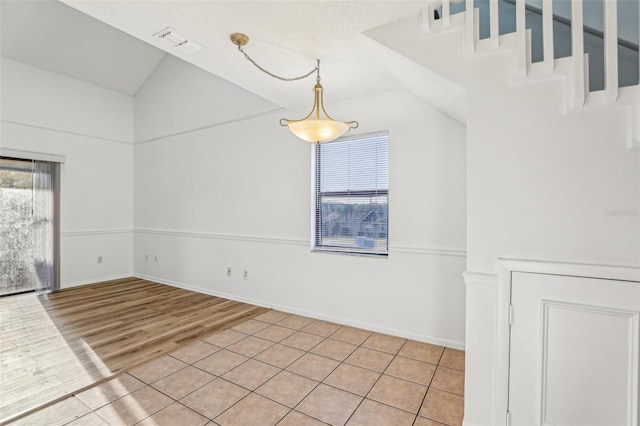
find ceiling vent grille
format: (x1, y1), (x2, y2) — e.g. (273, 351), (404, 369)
(154, 27), (203, 54)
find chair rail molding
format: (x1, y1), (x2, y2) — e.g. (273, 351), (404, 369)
(61, 228), (133, 237)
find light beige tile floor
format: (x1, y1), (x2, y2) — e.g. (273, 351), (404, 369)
(11, 311), (465, 426)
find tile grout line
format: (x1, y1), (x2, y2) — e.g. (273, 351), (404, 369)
(344, 339), (403, 425)
(230, 316), (366, 425)
(283, 321), (368, 425)
(236, 316), (443, 424)
(179, 316), (332, 424)
(33, 312), (463, 426)
(247, 317), (351, 425)
(413, 343), (445, 425)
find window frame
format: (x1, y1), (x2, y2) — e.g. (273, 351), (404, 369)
(1, 156), (61, 294)
(312, 131), (389, 257)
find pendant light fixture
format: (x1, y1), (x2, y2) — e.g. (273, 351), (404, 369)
(230, 33), (358, 143)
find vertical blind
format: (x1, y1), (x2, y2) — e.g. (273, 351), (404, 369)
(314, 131), (389, 255)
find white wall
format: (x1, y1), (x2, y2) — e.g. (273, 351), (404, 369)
(464, 76), (640, 426)
(134, 55), (280, 143)
(365, 13), (640, 425)
(0, 52), (468, 348)
(133, 59), (468, 347)
(0, 57), (134, 287)
(467, 81), (639, 272)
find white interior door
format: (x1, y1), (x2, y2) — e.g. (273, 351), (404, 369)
(508, 272), (640, 426)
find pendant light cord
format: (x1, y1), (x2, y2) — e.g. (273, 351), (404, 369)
(236, 45), (320, 82)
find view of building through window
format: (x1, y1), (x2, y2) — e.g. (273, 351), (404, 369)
(314, 132), (389, 255)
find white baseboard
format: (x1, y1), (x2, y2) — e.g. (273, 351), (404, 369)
(134, 273), (465, 350)
(61, 273), (133, 289)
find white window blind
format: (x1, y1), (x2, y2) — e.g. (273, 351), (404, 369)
(314, 131), (389, 255)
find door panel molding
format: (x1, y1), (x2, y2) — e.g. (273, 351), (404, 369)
(540, 300), (639, 425)
(494, 259), (640, 426)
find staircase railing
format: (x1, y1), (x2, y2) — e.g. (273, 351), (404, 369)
(423, 0), (639, 109)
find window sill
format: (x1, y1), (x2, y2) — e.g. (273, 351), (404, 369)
(312, 247), (388, 258)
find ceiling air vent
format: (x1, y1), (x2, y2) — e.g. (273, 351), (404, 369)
(153, 27), (203, 54)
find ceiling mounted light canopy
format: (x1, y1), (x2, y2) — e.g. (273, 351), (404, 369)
(230, 33), (358, 143)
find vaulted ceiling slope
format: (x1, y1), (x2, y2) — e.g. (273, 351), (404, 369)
(0, 0), (166, 96)
(2, 0), (467, 123)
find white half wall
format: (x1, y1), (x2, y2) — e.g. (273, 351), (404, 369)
(464, 66), (640, 426)
(1, 57), (134, 287)
(134, 80), (468, 347)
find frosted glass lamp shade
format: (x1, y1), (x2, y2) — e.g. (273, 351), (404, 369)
(286, 119), (350, 143)
(229, 34), (358, 143)
(279, 82), (357, 143)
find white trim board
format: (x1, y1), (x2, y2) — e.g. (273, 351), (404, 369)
(135, 228), (466, 257)
(1, 147), (66, 163)
(134, 108), (284, 145)
(61, 273), (132, 289)
(391, 245), (466, 257)
(1, 119), (132, 146)
(62, 228), (133, 237)
(134, 228), (307, 247)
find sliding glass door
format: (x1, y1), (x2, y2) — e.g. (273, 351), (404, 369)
(0, 157), (59, 296)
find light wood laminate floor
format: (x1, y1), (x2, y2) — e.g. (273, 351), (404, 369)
(0, 277), (267, 423)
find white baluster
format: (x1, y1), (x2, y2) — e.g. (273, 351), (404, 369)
(515, 0), (527, 77)
(421, 6), (432, 34)
(490, 0), (499, 49)
(571, 0), (586, 108)
(465, 0), (475, 53)
(542, 0), (554, 72)
(603, 0), (618, 102)
(442, 0), (451, 28)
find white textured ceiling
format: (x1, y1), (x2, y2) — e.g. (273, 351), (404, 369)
(60, 0), (466, 122)
(1, 0), (467, 123)
(0, 0), (166, 96)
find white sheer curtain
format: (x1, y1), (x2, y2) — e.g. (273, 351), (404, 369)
(32, 161), (55, 293)
(0, 155), (60, 296)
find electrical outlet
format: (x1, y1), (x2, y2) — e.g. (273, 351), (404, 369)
(243, 270), (248, 280)
(145, 254), (149, 262)
(97, 256), (103, 264)
(154, 255), (158, 262)
(227, 267), (232, 277)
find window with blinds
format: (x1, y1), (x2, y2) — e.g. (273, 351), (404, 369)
(313, 131), (389, 256)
